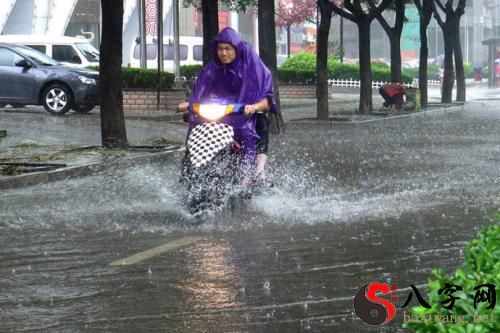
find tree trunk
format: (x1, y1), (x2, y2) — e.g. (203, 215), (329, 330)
(452, 17), (466, 101)
(317, 0), (332, 121)
(441, 23), (454, 104)
(286, 24), (291, 57)
(416, 0), (432, 108)
(99, 0), (128, 148)
(358, 19), (372, 113)
(258, 0), (284, 133)
(202, 0), (218, 65)
(389, 33), (402, 82)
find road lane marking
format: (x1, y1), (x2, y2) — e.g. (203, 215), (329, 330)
(109, 236), (203, 266)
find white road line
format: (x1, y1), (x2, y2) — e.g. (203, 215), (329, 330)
(109, 236), (203, 266)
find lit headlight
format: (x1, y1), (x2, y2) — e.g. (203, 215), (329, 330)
(196, 104), (233, 121)
(78, 76), (96, 85)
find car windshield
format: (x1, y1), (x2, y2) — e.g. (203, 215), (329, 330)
(75, 43), (99, 62)
(13, 45), (59, 66)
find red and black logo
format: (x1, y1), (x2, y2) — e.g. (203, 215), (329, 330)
(353, 283), (397, 325)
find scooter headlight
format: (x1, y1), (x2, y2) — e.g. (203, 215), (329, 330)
(193, 103), (234, 121)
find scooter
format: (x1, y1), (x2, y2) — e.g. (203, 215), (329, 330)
(180, 101), (256, 215)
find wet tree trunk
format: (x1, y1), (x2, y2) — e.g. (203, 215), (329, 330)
(99, 0), (128, 148)
(373, 0), (405, 83)
(452, 14), (466, 101)
(317, 0), (332, 121)
(389, 33), (402, 82)
(441, 25), (454, 104)
(258, 0), (284, 133)
(329, 0), (391, 113)
(433, 0), (466, 104)
(358, 19), (373, 113)
(202, 0), (218, 65)
(414, 0), (433, 108)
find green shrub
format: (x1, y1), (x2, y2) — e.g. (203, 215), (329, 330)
(403, 64), (441, 81)
(482, 66), (489, 78)
(280, 52), (317, 71)
(180, 64), (203, 80)
(90, 67), (175, 89)
(330, 63), (360, 80)
(371, 61), (390, 70)
(277, 68), (316, 84)
(405, 222), (500, 333)
(463, 63), (473, 79)
(278, 53), (412, 84)
(121, 67), (175, 89)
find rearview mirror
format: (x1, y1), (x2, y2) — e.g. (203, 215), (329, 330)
(15, 59), (32, 68)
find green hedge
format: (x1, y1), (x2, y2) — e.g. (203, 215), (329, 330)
(180, 64), (203, 80)
(405, 221), (500, 333)
(278, 52), (413, 84)
(121, 67), (175, 89)
(278, 52), (478, 84)
(278, 64), (413, 84)
(89, 67), (175, 89)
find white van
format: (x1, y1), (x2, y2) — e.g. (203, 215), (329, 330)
(129, 36), (203, 72)
(0, 35), (99, 68)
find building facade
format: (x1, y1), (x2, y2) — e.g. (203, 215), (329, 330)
(0, 0), (258, 67)
(0, 1), (496, 68)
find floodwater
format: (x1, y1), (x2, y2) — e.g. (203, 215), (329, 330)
(1, 102), (499, 332)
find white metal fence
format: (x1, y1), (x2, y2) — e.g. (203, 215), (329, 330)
(327, 78), (441, 89)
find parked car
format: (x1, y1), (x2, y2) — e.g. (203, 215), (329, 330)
(0, 35), (99, 68)
(0, 43), (99, 115)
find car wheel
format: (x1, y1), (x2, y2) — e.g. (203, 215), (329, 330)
(72, 104), (95, 113)
(10, 104), (26, 108)
(42, 84), (72, 115)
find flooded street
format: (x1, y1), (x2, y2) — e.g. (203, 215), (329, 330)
(1, 102), (499, 332)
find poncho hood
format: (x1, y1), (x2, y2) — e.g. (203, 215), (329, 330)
(190, 27), (275, 111)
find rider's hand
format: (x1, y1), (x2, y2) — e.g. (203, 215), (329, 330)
(244, 104), (258, 117)
(177, 102), (189, 113)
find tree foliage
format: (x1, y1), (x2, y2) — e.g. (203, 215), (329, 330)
(276, 0), (317, 28)
(182, 0), (256, 12)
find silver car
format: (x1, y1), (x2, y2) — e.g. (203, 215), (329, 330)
(0, 43), (99, 115)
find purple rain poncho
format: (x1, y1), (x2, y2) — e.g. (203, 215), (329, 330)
(187, 27), (275, 170)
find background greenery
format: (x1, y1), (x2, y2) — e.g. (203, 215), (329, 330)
(277, 52), (475, 84)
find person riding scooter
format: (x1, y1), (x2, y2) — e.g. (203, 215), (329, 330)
(177, 27), (275, 184)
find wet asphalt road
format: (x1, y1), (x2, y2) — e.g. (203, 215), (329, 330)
(1, 101), (499, 332)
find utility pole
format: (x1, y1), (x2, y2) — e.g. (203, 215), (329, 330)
(157, 0), (163, 110)
(173, 0), (180, 80)
(139, 0), (147, 68)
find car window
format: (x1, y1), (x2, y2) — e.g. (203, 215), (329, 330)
(12, 45), (59, 66)
(75, 43), (99, 62)
(163, 44), (188, 60)
(52, 45), (82, 64)
(25, 45), (46, 53)
(133, 44), (157, 60)
(0, 47), (23, 66)
(193, 45), (203, 61)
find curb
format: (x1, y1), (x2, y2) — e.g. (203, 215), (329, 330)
(286, 104), (466, 126)
(0, 147), (185, 190)
(124, 112), (184, 121)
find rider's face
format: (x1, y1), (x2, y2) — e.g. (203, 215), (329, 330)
(217, 43), (236, 64)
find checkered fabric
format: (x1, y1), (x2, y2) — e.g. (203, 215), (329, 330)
(187, 123), (234, 168)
